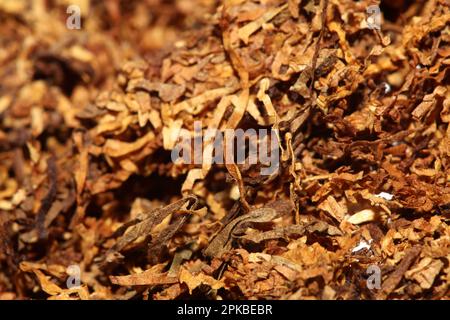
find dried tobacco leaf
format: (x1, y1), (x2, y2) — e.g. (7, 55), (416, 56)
(101, 195), (198, 264)
(203, 208), (279, 258)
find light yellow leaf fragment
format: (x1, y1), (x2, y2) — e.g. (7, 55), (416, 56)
(346, 209), (376, 225)
(103, 131), (155, 157)
(238, 4), (288, 44)
(179, 268), (225, 294)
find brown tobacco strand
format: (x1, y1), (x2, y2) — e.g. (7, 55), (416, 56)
(203, 207), (278, 258)
(36, 156), (57, 241)
(309, 0), (329, 102)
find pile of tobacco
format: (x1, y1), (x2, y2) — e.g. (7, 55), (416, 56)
(0, 0), (449, 300)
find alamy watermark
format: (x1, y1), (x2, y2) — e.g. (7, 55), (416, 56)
(66, 264), (81, 289)
(366, 264), (381, 290)
(171, 121), (280, 175)
(65, 4), (381, 34)
(366, 5), (381, 30)
(66, 5), (81, 30)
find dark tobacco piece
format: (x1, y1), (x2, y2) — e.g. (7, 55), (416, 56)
(203, 207), (279, 258)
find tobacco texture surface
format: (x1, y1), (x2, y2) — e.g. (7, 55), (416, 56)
(0, 0), (449, 300)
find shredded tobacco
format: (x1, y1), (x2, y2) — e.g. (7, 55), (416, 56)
(0, 0), (449, 300)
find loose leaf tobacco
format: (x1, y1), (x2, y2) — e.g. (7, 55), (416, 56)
(0, 0), (449, 300)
